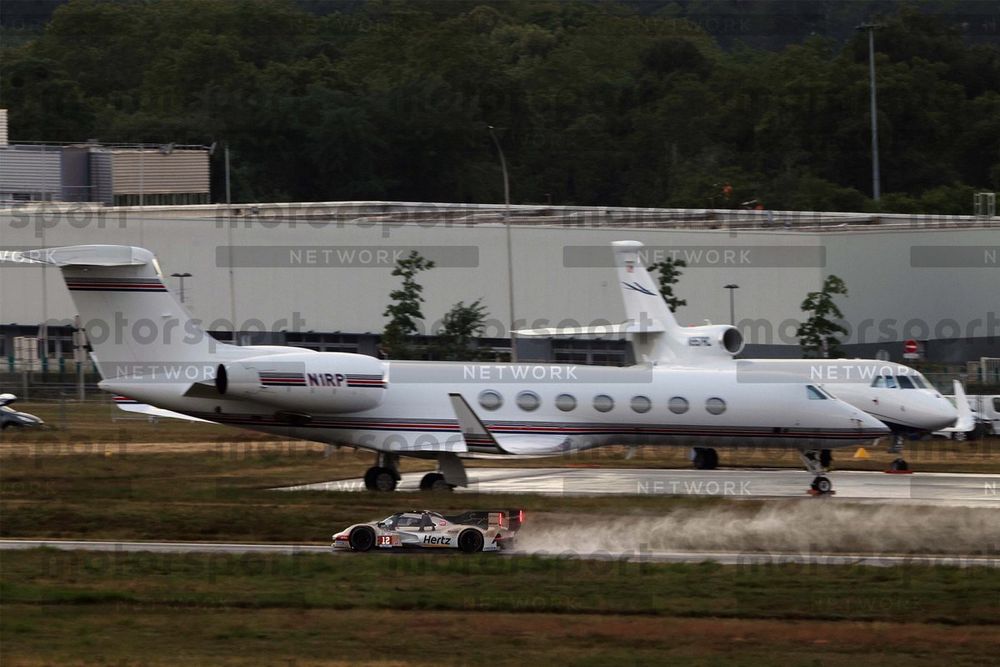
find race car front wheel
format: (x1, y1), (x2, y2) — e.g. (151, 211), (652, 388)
(349, 526), (376, 552)
(457, 529), (484, 554)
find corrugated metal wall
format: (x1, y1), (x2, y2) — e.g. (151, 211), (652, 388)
(0, 146), (62, 198)
(111, 150), (209, 194)
(89, 151), (114, 205)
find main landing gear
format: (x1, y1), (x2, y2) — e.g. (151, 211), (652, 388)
(419, 472), (452, 492)
(363, 452), (469, 492)
(887, 435), (910, 472)
(800, 449), (835, 495)
(363, 452), (400, 492)
(691, 447), (719, 470)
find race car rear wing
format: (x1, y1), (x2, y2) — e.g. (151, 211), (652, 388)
(443, 509), (525, 532)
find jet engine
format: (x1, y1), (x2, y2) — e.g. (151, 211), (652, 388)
(680, 325), (745, 358)
(216, 351), (386, 413)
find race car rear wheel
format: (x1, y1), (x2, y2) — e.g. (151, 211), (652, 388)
(349, 526), (376, 552)
(457, 529), (484, 554)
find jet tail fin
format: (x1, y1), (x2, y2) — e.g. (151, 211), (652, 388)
(2, 245), (232, 380)
(612, 241), (685, 363)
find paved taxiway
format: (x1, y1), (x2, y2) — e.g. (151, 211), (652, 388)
(2, 539), (995, 568)
(281, 467), (1000, 506)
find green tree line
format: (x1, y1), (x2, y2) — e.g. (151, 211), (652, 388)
(2, 0), (998, 212)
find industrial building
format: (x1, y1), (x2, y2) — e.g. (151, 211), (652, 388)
(1, 200), (997, 385)
(0, 110), (210, 206)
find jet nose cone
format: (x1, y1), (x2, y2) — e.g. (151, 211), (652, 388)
(854, 409), (891, 433)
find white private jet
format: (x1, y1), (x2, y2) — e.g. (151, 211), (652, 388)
(1, 245), (890, 494)
(520, 240), (958, 472)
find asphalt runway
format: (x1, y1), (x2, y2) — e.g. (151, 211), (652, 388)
(2, 539), (995, 568)
(281, 467), (1000, 506)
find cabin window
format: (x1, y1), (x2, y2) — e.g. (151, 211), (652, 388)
(705, 397), (727, 415)
(897, 376), (916, 389)
(516, 391), (541, 412)
(993, 397), (1000, 412)
(478, 390), (503, 411)
(593, 394), (614, 412)
(668, 396), (689, 414)
(806, 385), (827, 400)
(555, 394), (577, 412)
(630, 396), (652, 413)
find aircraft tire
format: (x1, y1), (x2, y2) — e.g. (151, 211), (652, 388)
(812, 476), (833, 494)
(890, 458), (909, 471)
(420, 472), (445, 491)
(458, 529), (484, 554)
(365, 466), (397, 492)
(692, 448), (708, 470)
(705, 448), (719, 470)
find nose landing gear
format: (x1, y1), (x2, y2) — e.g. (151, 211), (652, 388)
(801, 449), (835, 496)
(886, 435), (911, 473)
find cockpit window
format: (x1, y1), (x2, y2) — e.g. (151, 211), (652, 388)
(897, 376), (915, 389)
(912, 375), (927, 389)
(872, 376), (885, 388)
(394, 515), (423, 528)
(806, 385), (827, 400)
(885, 375), (897, 388)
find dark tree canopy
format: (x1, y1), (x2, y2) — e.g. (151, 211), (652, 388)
(2, 0), (998, 212)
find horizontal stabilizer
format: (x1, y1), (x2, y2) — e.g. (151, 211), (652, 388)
(0, 246), (152, 267)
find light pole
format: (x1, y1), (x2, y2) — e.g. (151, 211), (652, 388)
(858, 23), (882, 201)
(488, 124), (516, 361)
(171, 272), (192, 304)
(724, 284), (739, 325)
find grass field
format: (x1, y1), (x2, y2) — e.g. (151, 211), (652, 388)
(2, 549), (999, 666)
(2, 400), (999, 665)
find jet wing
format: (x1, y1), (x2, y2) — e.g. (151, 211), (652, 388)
(113, 396), (216, 424)
(448, 393), (574, 455)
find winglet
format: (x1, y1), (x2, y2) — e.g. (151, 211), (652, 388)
(447, 393), (511, 454)
(951, 380), (975, 432)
